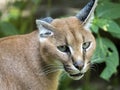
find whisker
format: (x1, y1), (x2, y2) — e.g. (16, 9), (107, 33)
(40, 68), (62, 76)
(90, 67), (97, 72)
(90, 63), (98, 72)
(39, 63), (64, 76)
(43, 67), (63, 72)
(42, 64), (62, 68)
(42, 65), (63, 73)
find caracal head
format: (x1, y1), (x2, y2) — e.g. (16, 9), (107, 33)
(36, 0), (97, 80)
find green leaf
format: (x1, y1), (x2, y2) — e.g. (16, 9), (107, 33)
(91, 46), (105, 64)
(91, 24), (99, 34)
(94, 18), (120, 38)
(92, 36), (119, 81)
(100, 38), (119, 81)
(96, 2), (120, 19)
(91, 37), (107, 64)
(0, 21), (18, 36)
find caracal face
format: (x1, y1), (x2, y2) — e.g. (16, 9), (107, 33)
(37, 17), (96, 80)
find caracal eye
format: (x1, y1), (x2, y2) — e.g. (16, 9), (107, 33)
(82, 42), (91, 50)
(57, 45), (70, 53)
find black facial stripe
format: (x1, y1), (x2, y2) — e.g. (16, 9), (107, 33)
(82, 35), (85, 43)
(83, 49), (86, 61)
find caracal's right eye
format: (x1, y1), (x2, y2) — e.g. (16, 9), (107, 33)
(57, 45), (70, 53)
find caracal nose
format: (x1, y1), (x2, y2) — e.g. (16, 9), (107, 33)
(73, 60), (84, 70)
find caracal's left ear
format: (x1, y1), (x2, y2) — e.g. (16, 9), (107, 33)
(36, 17), (54, 38)
(76, 0), (98, 31)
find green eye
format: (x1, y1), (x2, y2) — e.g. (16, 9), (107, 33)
(57, 45), (70, 53)
(82, 42), (91, 50)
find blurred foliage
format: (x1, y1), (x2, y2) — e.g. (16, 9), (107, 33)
(0, 0), (120, 90)
(91, 0), (120, 81)
(0, 0), (41, 36)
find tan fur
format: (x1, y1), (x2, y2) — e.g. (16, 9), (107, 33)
(0, 17), (96, 90)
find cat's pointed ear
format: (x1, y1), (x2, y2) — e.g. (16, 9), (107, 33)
(76, 0), (98, 30)
(36, 19), (54, 38)
(76, 0), (97, 23)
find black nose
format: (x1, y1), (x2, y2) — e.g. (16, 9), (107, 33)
(73, 61), (84, 70)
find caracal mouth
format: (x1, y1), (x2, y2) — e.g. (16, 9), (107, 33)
(63, 65), (85, 80)
(68, 73), (84, 80)
(63, 64), (87, 80)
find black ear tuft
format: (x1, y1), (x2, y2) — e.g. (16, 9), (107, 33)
(76, 0), (97, 23)
(41, 17), (53, 23)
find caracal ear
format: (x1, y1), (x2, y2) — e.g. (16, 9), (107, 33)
(76, 0), (98, 31)
(36, 20), (54, 38)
